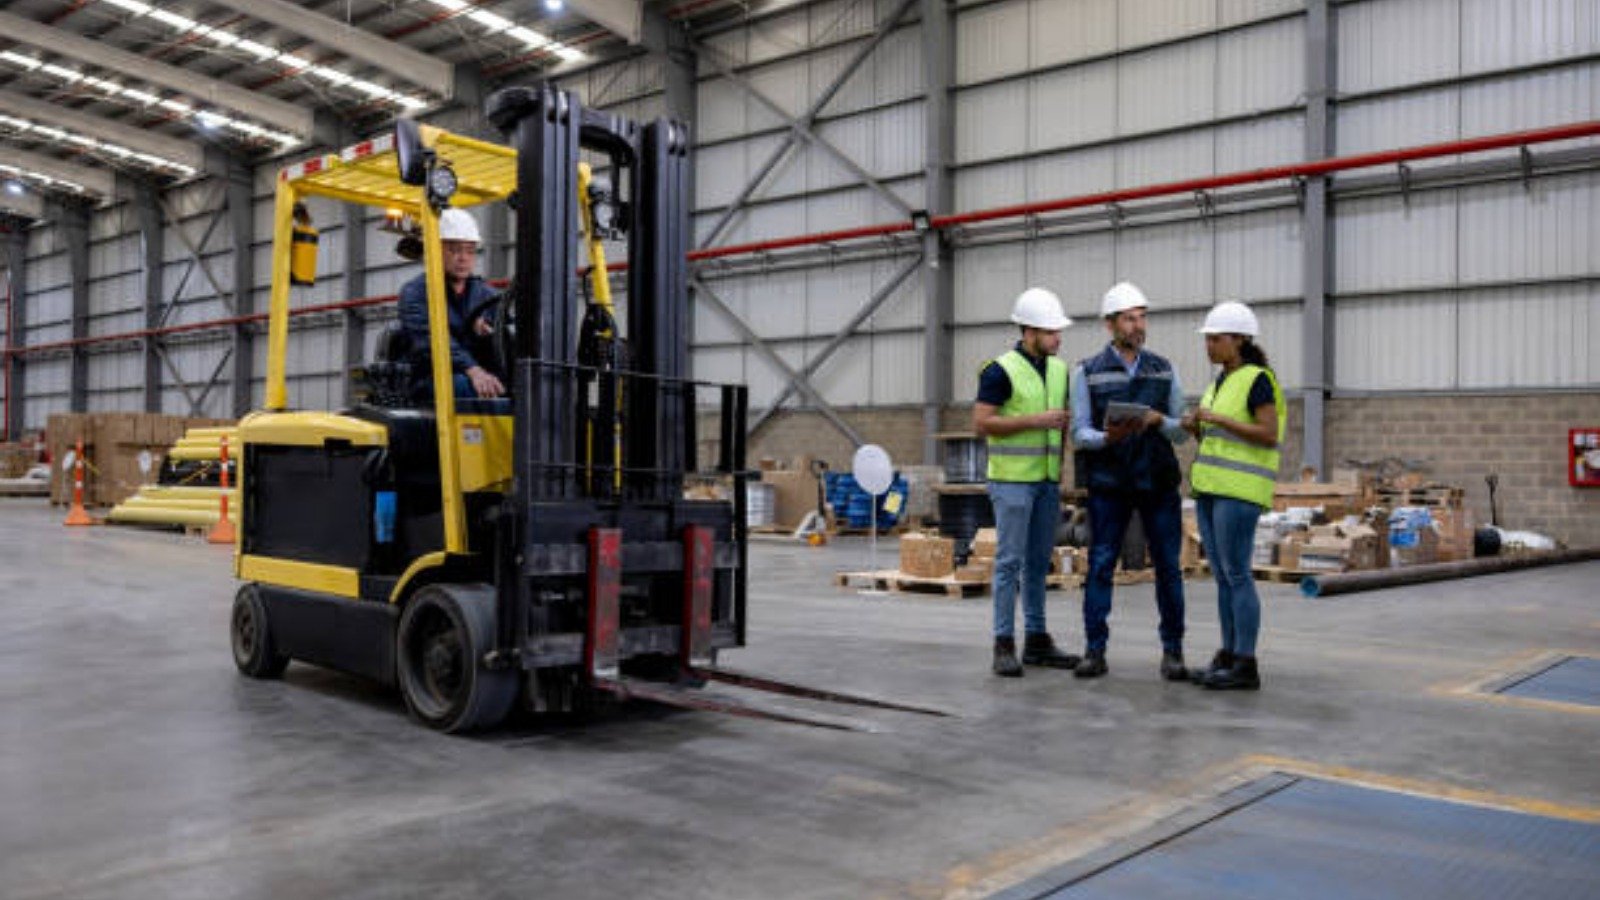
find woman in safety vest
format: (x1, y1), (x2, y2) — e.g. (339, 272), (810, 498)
(1181, 302), (1284, 690)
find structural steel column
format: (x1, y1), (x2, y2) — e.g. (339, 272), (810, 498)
(643, 4), (697, 125)
(3, 223), (25, 438)
(60, 200), (91, 412)
(1301, 0), (1335, 478)
(227, 157), (255, 416)
(342, 197), (368, 405)
(133, 180), (165, 413)
(643, 2), (698, 365)
(921, 0), (955, 465)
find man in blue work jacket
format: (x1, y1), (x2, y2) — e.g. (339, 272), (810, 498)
(1070, 282), (1191, 681)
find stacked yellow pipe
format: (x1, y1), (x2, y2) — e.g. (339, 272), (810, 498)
(107, 425), (240, 529)
(107, 505), (236, 528)
(166, 428), (240, 461)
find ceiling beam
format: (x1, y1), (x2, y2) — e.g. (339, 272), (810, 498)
(0, 190), (45, 220)
(201, 0), (454, 99)
(564, 0), (644, 44)
(0, 88), (205, 173)
(0, 9), (314, 141)
(0, 144), (116, 198)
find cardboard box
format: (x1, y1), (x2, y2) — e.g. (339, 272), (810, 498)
(954, 557), (993, 583)
(1339, 522), (1383, 571)
(899, 532), (955, 578)
(1051, 545), (1081, 576)
(1277, 533), (1305, 570)
(1274, 520), (1381, 572)
(969, 527), (998, 560)
(1390, 523), (1439, 567)
(761, 469), (820, 529)
(1431, 506), (1474, 563)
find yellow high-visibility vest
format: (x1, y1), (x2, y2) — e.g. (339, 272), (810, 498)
(1190, 364), (1284, 509)
(985, 350), (1067, 482)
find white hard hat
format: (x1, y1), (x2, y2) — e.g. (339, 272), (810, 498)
(1010, 287), (1072, 331)
(1198, 301), (1259, 337)
(1101, 281), (1149, 318)
(438, 207), (481, 245)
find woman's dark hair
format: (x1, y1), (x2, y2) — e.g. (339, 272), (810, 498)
(1239, 337), (1270, 370)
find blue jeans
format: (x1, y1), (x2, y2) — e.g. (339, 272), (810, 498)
(1194, 494), (1263, 657)
(988, 481), (1060, 639)
(1083, 489), (1186, 654)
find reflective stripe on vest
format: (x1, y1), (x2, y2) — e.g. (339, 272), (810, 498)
(1189, 364), (1285, 509)
(985, 350), (1067, 482)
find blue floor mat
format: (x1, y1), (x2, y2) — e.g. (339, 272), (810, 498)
(1499, 656), (1600, 707)
(1000, 776), (1600, 900)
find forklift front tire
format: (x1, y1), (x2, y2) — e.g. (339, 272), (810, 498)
(396, 584), (516, 733)
(231, 584), (290, 678)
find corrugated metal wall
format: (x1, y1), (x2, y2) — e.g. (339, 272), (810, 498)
(4, 0), (1597, 433)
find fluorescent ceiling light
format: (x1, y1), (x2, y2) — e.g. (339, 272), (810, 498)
(147, 9), (196, 30)
(468, 10), (514, 32)
(90, 0), (439, 117)
(0, 51), (42, 70)
(0, 112), (195, 177)
(234, 39), (279, 60)
(507, 26), (549, 49)
(423, 0), (563, 60)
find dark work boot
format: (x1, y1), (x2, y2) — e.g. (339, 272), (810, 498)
(1022, 632), (1081, 670)
(993, 637), (1024, 678)
(1160, 651), (1188, 682)
(1074, 650), (1108, 679)
(1204, 655), (1261, 691)
(1189, 649), (1233, 685)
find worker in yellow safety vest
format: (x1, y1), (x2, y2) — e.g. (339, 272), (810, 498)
(973, 288), (1082, 677)
(1182, 301), (1285, 691)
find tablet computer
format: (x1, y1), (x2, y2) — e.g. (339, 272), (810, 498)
(1105, 401), (1152, 425)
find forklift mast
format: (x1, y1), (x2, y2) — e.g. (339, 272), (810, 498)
(484, 85), (748, 672)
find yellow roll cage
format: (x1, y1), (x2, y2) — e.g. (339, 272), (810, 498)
(266, 125), (516, 556)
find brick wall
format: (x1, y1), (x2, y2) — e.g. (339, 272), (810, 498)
(751, 392), (1600, 547)
(1326, 394), (1600, 549)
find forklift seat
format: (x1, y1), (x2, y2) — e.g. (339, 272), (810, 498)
(350, 323), (420, 408)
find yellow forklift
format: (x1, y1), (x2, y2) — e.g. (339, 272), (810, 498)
(230, 84), (940, 733)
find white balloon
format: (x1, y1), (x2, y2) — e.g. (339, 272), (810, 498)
(851, 444), (894, 495)
(61, 449), (76, 473)
(137, 450), (154, 476)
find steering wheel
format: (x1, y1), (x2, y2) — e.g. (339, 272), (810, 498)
(463, 285), (518, 385)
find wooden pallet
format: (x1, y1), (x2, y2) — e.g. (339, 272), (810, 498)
(1374, 485), (1464, 508)
(834, 569), (1078, 597)
(1184, 561), (1322, 583)
(1255, 564), (1323, 583)
(833, 569), (986, 598)
(0, 479), (50, 497)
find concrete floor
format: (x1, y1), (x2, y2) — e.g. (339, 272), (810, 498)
(3, 495), (1598, 899)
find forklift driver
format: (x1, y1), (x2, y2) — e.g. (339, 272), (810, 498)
(396, 208), (506, 400)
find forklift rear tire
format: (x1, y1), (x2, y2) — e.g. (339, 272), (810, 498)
(231, 584), (290, 678)
(396, 584), (516, 733)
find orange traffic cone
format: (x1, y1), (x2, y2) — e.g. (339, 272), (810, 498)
(207, 435), (236, 545)
(63, 439), (95, 527)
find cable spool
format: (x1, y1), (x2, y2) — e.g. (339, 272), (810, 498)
(936, 488), (994, 561)
(936, 433), (987, 484)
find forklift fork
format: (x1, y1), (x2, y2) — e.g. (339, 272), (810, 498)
(583, 526), (950, 730)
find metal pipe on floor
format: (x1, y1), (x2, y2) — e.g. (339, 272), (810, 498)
(1301, 547), (1600, 598)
